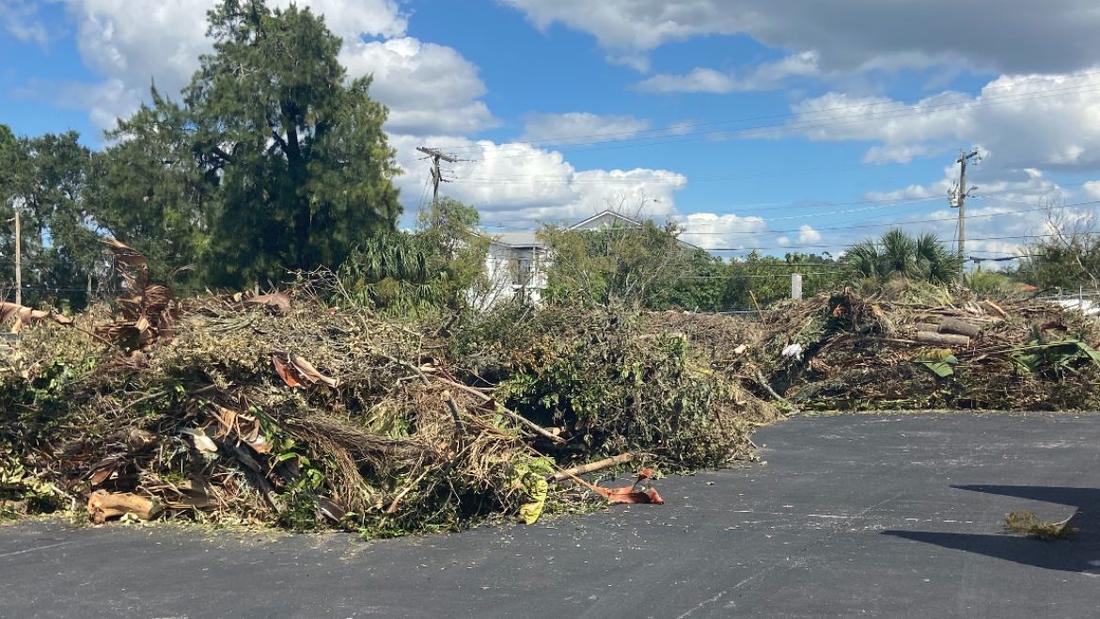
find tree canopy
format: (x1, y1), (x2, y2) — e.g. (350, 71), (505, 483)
(1, 127), (106, 308)
(845, 229), (961, 285)
(98, 0), (401, 287)
(338, 199), (489, 316)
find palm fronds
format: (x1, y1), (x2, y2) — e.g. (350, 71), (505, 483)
(844, 229), (961, 284)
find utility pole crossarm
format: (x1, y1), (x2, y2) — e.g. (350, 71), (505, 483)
(416, 146), (458, 164)
(417, 146), (459, 207)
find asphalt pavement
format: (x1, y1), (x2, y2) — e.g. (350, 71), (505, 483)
(2, 412), (1099, 618)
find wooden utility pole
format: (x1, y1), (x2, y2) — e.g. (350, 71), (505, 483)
(416, 146), (458, 207)
(950, 149), (980, 269)
(12, 208), (21, 306)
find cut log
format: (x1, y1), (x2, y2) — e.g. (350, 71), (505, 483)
(913, 322), (941, 333)
(549, 453), (634, 482)
(87, 490), (162, 523)
(916, 331), (970, 347)
(938, 317), (981, 338)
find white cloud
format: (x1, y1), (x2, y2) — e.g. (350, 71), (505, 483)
(1084, 181), (1100, 200)
(1, 0), (48, 45)
(387, 134), (687, 226)
(501, 0), (1100, 76)
(866, 167), (1063, 205)
(751, 69), (1100, 171)
(636, 52), (819, 93)
(340, 37), (495, 135)
(636, 68), (734, 94)
(60, 0), (482, 136)
(277, 0), (406, 41)
(41, 78), (144, 133)
(797, 224), (821, 244)
(675, 212), (768, 250)
(45, 0), (698, 232)
(520, 112), (650, 144)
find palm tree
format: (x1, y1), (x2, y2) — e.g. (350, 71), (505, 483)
(846, 239), (882, 279)
(880, 229), (917, 276)
(844, 229), (961, 284)
(914, 232), (962, 284)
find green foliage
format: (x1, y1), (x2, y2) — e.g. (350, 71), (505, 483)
(966, 269), (1020, 296)
(914, 348), (958, 378)
(97, 0), (401, 288)
(723, 251), (844, 309)
(497, 307), (760, 468)
(2, 129), (106, 308)
(1017, 236), (1100, 290)
(0, 448), (64, 518)
(89, 93), (210, 288)
(541, 220), (846, 311)
(541, 220), (691, 308)
(1011, 339), (1100, 378)
(338, 199), (488, 316)
(845, 229), (961, 284)
(651, 248), (727, 311)
(1004, 510), (1076, 540)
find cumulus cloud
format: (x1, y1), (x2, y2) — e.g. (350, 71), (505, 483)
(1083, 181), (1100, 200)
(636, 68), (734, 94)
(59, 0), (485, 135)
(501, 0), (1100, 76)
(797, 224), (822, 244)
(35, 0), (696, 233)
(675, 212), (768, 250)
(386, 134), (688, 226)
(636, 52), (819, 93)
(520, 112), (650, 144)
(340, 37), (495, 135)
(750, 70), (1100, 170)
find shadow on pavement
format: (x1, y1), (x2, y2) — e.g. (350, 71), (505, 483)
(883, 485), (1100, 574)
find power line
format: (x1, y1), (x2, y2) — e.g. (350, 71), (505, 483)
(677, 272), (838, 279)
(698, 231), (1100, 253)
(675, 199), (1100, 237)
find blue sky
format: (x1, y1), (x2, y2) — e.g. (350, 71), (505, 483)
(4, 0), (1100, 259)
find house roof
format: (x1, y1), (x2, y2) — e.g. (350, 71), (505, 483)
(486, 231), (544, 248)
(568, 210), (642, 230)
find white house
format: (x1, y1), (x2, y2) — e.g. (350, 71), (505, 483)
(479, 210), (678, 305)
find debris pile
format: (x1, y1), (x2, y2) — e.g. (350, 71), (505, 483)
(654, 287), (1100, 412)
(0, 245), (773, 533)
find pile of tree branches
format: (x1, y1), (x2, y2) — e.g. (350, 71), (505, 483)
(0, 246), (774, 533)
(652, 285), (1100, 412)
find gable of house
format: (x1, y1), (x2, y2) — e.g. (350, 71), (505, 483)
(568, 210), (641, 231)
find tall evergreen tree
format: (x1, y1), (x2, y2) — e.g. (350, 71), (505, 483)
(99, 0), (401, 287)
